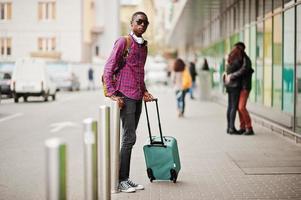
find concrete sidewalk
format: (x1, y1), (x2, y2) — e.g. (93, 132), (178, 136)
(112, 86), (301, 200)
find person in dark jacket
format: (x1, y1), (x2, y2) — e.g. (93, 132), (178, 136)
(188, 61), (197, 99)
(227, 42), (254, 135)
(223, 45), (244, 134)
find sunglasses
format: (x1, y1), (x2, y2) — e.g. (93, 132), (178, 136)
(136, 19), (149, 26)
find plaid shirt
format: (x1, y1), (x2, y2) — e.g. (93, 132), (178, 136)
(103, 35), (148, 100)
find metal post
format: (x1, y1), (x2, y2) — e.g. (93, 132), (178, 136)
(83, 118), (98, 200)
(110, 101), (120, 193)
(98, 106), (111, 200)
(45, 138), (67, 200)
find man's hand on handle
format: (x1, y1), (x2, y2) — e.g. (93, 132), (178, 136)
(143, 91), (155, 102)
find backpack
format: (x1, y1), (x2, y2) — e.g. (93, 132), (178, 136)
(102, 36), (131, 97)
(182, 68), (192, 90)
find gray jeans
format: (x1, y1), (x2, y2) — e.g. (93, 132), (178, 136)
(119, 95), (142, 182)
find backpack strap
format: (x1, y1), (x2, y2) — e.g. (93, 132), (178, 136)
(122, 35), (131, 57)
(113, 35), (131, 75)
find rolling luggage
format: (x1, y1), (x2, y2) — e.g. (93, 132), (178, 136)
(143, 99), (181, 183)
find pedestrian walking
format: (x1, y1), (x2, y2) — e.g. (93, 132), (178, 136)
(102, 11), (155, 193)
(88, 67), (95, 90)
(172, 58), (191, 117)
(201, 58), (209, 71)
(227, 42), (255, 135)
(223, 45), (244, 134)
(188, 61), (197, 99)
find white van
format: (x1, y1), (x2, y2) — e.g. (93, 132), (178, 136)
(11, 58), (57, 103)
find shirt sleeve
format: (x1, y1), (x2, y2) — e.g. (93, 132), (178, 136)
(103, 37), (126, 96)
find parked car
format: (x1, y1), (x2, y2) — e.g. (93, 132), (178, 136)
(145, 56), (168, 85)
(11, 58), (57, 102)
(47, 63), (80, 91)
(0, 72), (12, 97)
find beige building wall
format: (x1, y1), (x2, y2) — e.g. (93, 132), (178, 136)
(120, 5), (137, 35)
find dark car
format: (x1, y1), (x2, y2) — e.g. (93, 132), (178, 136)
(0, 72), (12, 97)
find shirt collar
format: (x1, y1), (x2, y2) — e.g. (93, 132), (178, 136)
(130, 31), (144, 44)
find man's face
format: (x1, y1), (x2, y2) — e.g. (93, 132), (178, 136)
(131, 14), (149, 36)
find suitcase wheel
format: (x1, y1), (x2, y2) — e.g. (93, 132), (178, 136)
(147, 168), (155, 182)
(170, 169), (177, 183)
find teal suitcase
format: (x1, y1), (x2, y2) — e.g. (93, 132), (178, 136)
(143, 99), (181, 183)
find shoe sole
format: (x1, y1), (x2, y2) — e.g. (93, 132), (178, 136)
(119, 189), (136, 193)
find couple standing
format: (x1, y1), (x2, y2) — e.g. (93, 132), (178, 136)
(224, 42), (255, 136)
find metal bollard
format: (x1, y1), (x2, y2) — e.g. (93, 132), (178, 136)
(98, 106), (111, 200)
(45, 138), (67, 200)
(110, 101), (120, 193)
(83, 118), (98, 200)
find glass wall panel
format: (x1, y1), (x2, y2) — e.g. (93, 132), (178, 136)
(283, 8), (295, 114)
(245, 0), (250, 24)
(264, 0), (273, 15)
(284, 0), (295, 7)
(264, 17), (273, 107)
(257, 0), (264, 19)
(273, 13), (283, 109)
(250, 0), (256, 22)
(256, 22), (264, 103)
(274, 0), (283, 12)
(230, 33), (239, 47)
(244, 27), (250, 55)
(250, 25), (257, 102)
(296, 5), (301, 133)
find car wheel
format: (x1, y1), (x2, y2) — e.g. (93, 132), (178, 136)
(24, 96), (28, 102)
(52, 93), (56, 101)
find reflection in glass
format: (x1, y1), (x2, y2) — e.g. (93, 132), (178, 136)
(264, 0), (272, 15)
(257, 0), (264, 19)
(296, 5), (301, 133)
(273, 14), (283, 110)
(274, 0), (283, 12)
(256, 22), (264, 104)
(249, 25), (256, 102)
(244, 27), (250, 56)
(283, 8), (295, 114)
(264, 18), (272, 107)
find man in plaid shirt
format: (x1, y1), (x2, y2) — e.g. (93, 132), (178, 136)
(103, 11), (154, 193)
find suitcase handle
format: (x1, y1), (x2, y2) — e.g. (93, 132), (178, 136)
(144, 98), (164, 146)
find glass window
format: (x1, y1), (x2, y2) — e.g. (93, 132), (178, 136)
(239, 0), (244, 28)
(283, 8), (295, 114)
(250, 25), (257, 102)
(264, 17), (273, 107)
(234, 5), (239, 30)
(37, 37), (56, 52)
(274, 0), (283, 12)
(273, 13), (283, 109)
(264, 0), (273, 16)
(0, 37), (12, 56)
(250, 0), (256, 22)
(230, 33), (239, 47)
(284, 0), (295, 7)
(257, 0), (264, 19)
(245, 0), (250, 24)
(0, 2), (12, 20)
(256, 22), (264, 103)
(296, 5), (301, 133)
(38, 1), (56, 21)
(244, 27), (250, 55)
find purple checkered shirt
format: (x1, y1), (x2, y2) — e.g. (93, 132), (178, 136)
(103, 35), (148, 100)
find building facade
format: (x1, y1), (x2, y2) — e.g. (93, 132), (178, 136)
(167, 0), (301, 135)
(0, 0), (119, 63)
